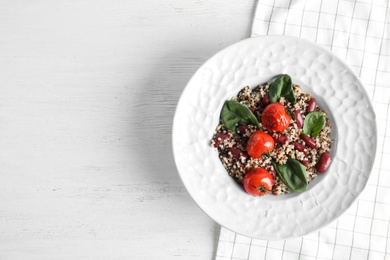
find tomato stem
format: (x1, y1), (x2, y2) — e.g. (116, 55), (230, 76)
(250, 184), (271, 193)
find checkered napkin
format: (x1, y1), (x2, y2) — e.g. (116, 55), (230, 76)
(216, 0), (390, 259)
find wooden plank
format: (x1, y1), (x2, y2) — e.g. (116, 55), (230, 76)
(0, 0), (256, 258)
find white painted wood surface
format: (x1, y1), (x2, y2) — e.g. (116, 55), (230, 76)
(0, 1), (256, 259)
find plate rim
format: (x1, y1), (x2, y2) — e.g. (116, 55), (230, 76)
(172, 35), (378, 240)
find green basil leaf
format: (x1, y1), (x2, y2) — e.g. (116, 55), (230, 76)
(220, 100), (260, 132)
(268, 74), (296, 104)
(272, 158), (307, 192)
(302, 111), (326, 137)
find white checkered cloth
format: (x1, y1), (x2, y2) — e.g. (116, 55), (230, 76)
(216, 0), (390, 259)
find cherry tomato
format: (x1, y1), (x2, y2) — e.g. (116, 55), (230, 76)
(246, 130), (274, 158)
(261, 102), (291, 132)
(243, 168), (274, 196)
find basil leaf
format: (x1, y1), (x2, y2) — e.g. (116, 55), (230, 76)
(220, 100), (260, 132)
(302, 111), (326, 137)
(269, 74), (296, 104)
(272, 158), (307, 192)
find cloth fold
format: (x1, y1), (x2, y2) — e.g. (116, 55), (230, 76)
(216, 0), (390, 259)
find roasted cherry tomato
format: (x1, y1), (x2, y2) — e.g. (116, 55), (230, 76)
(261, 102), (291, 132)
(246, 130), (274, 158)
(243, 168), (274, 196)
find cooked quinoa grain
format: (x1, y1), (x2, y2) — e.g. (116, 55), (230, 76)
(211, 83), (333, 195)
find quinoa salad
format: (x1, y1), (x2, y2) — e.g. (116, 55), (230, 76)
(211, 74), (333, 196)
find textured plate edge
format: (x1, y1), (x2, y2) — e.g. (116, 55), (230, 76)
(171, 35), (378, 240)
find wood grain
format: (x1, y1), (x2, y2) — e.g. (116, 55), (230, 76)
(0, 0), (256, 259)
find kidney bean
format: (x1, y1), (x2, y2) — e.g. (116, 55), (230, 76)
(307, 98), (317, 113)
(293, 142), (307, 154)
(262, 94), (269, 106)
(294, 110), (303, 128)
(274, 133), (288, 145)
(229, 147), (248, 161)
(213, 133), (230, 148)
(238, 125), (248, 135)
(300, 134), (318, 149)
(316, 152), (331, 173)
(301, 159), (310, 167)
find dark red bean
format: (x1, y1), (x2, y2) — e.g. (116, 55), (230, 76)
(229, 147), (248, 161)
(238, 125), (248, 135)
(294, 110), (303, 128)
(213, 133), (230, 148)
(229, 147), (241, 160)
(293, 142), (307, 154)
(301, 159), (310, 167)
(274, 133), (288, 145)
(307, 98), (317, 113)
(300, 134), (318, 149)
(262, 94), (269, 106)
(316, 152), (331, 173)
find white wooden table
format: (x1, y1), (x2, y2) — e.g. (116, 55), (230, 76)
(0, 1), (256, 259)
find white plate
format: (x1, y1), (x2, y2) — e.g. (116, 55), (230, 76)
(172, 35), (377, 240)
